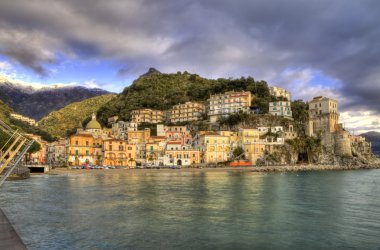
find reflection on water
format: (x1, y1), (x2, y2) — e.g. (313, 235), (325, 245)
(1, 170), (380, 249)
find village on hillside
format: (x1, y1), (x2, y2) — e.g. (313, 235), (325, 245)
(25, 85), (374, 168)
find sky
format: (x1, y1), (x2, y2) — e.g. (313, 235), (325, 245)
(0, 0), (379, 133)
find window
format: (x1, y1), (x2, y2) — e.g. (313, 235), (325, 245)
(86, 150), (89, 155)
(75, 140), (78, 146)
(109, 145), (112, 151)
(86, 141), (89, 146)
(75, 150), (78, 155)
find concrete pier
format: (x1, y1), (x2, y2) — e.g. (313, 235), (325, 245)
(0, 208), (26, 250)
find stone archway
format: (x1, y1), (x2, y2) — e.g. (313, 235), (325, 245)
(177, 159), (182, 166)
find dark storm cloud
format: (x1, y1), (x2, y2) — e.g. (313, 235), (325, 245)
(1, 46), (51, 76)
(0, 0), (380, 116)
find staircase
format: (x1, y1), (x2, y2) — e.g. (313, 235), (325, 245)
(0, 119), (34, 188)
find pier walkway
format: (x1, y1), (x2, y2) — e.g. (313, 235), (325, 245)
(0, 208), (26, 249)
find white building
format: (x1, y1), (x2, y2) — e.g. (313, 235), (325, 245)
(257, 126), (284, 135)
(10, 113), (36, 126)
(170, 102), (205, 123)
(46, 139), (67, 166)
(269, 101), (293, 118)
(208, 91), (252, 123)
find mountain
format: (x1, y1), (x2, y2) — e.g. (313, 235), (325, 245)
(97, 69), (272, 124)
(0, 75), (110, 120)
(360, 131), (380, 157)
(38, 94), (116, 138)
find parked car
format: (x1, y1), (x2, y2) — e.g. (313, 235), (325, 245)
(207, 163), (217, 168)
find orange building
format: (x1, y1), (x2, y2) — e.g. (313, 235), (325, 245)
(103, 139), (137, 167)
(67, 134), (103, 166)
(157, 125), (192, 145)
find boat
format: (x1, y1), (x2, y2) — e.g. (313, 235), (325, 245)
(228, 160), (252, 167)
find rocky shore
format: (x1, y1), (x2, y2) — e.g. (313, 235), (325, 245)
(48, 162), (380, 176)
(251, 163), (380, 173)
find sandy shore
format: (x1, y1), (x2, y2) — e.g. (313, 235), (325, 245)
(48, 164), (380, 176)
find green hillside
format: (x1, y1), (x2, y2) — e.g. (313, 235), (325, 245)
(38, 94), (116, 138)
(0, 99), (13, 124)
(97, 68), (272, 124)
(0, 100), (46, 152)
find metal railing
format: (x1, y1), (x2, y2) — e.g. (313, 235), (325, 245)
(0, 119), (34, 188)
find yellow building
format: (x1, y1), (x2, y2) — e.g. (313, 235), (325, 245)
(127, 128), (151, 144)
(220, 130), (239, 149)
(103, 139), (137, 167)
(244, 143), (265, 164)
(223, 128), (263, 164)
(208, 91), (252, 122)
(131, 109), (164, 124)
(269, 86), (291, 101)
(199, 132), (231, 163)
(307, 96), (339, 136)
(170, 102), (205, 123)
(67, 134), (102, 166)
(67, 113), (104, 166)
(237, 128), (260, 145)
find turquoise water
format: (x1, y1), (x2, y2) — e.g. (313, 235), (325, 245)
(1, 170), (380, 249)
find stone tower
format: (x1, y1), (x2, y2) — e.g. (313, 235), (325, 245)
(307, 96), (339, 137)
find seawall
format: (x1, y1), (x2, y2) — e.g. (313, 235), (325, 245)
(0, 208), (26, 250)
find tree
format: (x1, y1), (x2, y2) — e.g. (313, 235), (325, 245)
(286, 136), (322, 164)
(28, 141), (41, 154)
(291, 100), (309, 136)
(233, 147), (244, 158)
